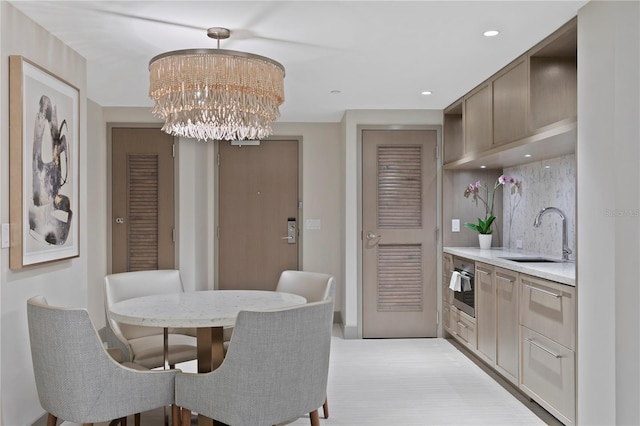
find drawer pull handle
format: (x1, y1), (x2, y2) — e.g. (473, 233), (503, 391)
(496, 275), (514, 284)
(525, 284), (561, 298)
(527, 338), (562, 358)
(456, 321), (467, 329)
(476, 269), (490, 275)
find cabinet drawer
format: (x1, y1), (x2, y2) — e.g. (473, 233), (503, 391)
(520, 274), (575, 350)
(521, 326), (575, 425)
(454, 310), (476, 350)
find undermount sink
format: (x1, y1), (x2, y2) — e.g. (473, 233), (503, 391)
(499, 256), (563, 263)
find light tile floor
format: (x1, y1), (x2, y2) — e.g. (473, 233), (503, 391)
(83, 325), (558, 426)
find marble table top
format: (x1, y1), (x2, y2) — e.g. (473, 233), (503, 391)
(109, 290), (307, 328)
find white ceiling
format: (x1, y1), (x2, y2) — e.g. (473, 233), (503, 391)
(8, 1), (587, 122)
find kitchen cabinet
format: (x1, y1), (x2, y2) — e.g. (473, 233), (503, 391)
(520, 274), (576, 425)
(520, 274), (575, 350)
(495, 267), (519, 385)
(475, 262), (495, 365)
(464, 84), (492, 155)
(492, 58), (528, 146)
(442, 250), (575, 426)
(442, 253), (454, 334)
(442, 18), (576, 170)
(443, 102), (463, 164)
(451, 306), (476, 351)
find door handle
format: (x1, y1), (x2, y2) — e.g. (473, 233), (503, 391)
(115, 217), (124, 224)
(366, 231), (381, 240)
(282, 218), (296, 244)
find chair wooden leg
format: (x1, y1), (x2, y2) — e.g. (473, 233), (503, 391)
(172, 405), (180, 426)
(309, 409), (320, 426)
(134, 413), (141, 426)
(181, 408), (191, 426)
(322, 397), (329, 419)
(46, 414), (57, 426)
(121, 417), (127, 426)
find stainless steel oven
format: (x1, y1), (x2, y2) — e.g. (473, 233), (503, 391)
(452, 257), (475, 318)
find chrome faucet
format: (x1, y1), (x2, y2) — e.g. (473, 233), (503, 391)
(533, 207), (572, 261)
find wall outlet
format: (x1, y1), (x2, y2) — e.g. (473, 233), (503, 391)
(451, 219), (460, 233)
(516, 239), (523, 249)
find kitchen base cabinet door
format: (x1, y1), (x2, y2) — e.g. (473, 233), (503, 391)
(520, 326), (575, 425)
(495, 268), (519, 385)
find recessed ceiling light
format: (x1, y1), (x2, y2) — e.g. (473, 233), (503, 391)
(330, 90), (341, 95)
(483, 30), (500, 37)
(421, 91), (432, 95)
(480, 165), (487, 169)
(545, 165), (551, 169)
(524, 154), (532, 158)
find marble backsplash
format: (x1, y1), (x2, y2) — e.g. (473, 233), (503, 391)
(502, 155), (576, 259)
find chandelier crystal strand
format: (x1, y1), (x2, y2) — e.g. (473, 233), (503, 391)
(149, 48), (285, 141)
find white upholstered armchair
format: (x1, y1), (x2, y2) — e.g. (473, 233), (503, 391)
(104, 269), (198, 369)
(26, 295), (179, 426)
(176, 299), (334, 426)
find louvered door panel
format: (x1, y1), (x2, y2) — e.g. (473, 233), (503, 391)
(128, 155), (159, 271)
(377, 244), (423, 312)
(377, 146), (422, 229)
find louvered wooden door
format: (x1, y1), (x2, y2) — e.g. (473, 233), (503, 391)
(111, 128), (175, 273)
(362, 129), (437, 338)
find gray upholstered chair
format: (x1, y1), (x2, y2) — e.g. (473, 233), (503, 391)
(27, 295), (179, 426)
(104, 269), (198, 369)
(176, 299), (334, 426)
(275, 270), (335, 419)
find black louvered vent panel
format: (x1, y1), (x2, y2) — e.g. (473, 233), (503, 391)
(377, 244), (423, 312)
(377, 145), (422, 228)
(128, 154), (159, 272)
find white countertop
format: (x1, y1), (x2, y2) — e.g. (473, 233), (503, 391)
(443, 247), (575, 286)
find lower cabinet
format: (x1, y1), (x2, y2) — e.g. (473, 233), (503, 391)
(495, 267), (519, 385)
(450, 306), (476, 351)
(520, 274), (576, 425)
(476, 263), (495, 365)
(442, 255), (575, 425)
(520, 327), (575, 425)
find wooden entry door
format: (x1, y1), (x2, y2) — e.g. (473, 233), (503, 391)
(362, 129), (438, 338)
(218, 140), (299, 290)
(111, 127), (175, 273)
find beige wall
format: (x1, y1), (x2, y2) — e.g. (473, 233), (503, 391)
(577, 1), (640, 424)
(0, 3), (88, 424)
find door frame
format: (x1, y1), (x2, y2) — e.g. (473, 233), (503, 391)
(357, 125), (443, 338)
(106, 123), (177, 274)
(213, 136), (304, 290)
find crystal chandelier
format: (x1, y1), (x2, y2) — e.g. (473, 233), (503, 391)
(148, 27), (285, 141)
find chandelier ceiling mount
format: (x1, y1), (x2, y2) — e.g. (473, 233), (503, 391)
(148, 26), (286, 141)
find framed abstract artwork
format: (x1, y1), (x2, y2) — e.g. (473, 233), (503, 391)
(9, 55), (79, 268)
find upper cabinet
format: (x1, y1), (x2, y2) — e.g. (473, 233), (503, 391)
(443, 18), (576, 170)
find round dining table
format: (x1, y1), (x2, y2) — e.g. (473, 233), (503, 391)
(109, 290), (307, 426)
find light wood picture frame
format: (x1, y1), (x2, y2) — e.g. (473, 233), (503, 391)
(9, 55), (80, 269)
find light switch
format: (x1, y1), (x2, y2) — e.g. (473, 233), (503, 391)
(305, 219), (321, 230)
(1, 223), (9, 248)
(451, 219), (460, 233)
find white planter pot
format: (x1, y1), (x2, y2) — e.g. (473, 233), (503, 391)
(478, 234), (492, 250)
